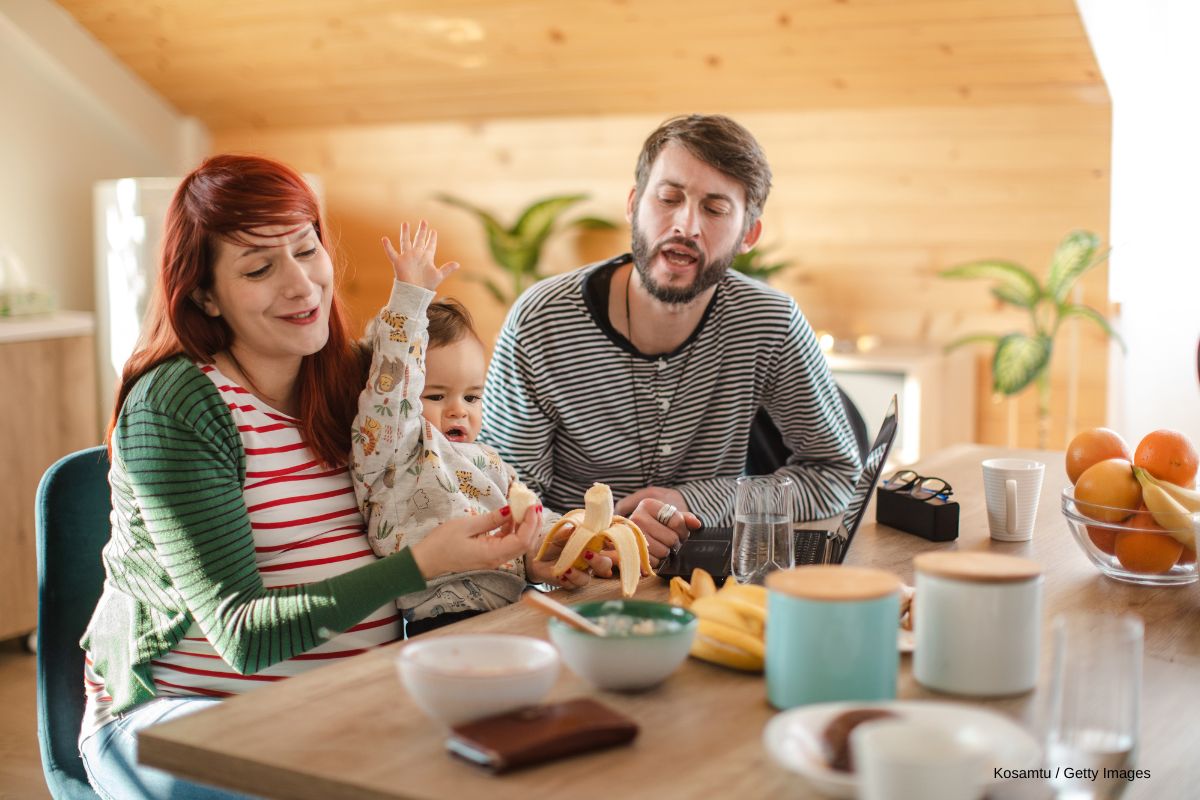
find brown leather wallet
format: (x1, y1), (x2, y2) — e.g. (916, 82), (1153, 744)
(445, 698), (639, 774)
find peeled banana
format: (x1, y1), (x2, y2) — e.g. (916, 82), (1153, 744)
(1133, 467), (1198, 549)
(534, 483), (653, 597)
(507, 481), (539, 522)
(669, 568), (767, 672)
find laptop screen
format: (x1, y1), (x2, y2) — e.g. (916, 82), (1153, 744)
(835, 394), (899, 545)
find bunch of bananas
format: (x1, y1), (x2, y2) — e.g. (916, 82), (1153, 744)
(1134, 467), (1200, 551)
(668, 568), (767, 672)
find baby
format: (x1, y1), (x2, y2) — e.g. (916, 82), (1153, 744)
(351, 221), (585, 636)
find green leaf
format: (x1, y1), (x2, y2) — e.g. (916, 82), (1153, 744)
(940, 260), (1042, 308)
(1046, 230), (1104, 303)
(436, 194), (507, 238)
(992, 333), (1052, 395)
(732, 246), (793, 281)
(570, 216), (620, 230)
(989, 285), (1037, 310)
(441, 192), (617, 305)
(466, 274), (511, 305)
(944, 333), (1001, 353)
(512, 195), (587, 242)
(437, 194), (524, 272)
(1060, 303), (1126, 352)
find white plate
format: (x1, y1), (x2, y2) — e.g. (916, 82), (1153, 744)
(763, 700), (1041, 799)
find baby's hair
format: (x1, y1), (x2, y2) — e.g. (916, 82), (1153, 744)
(427, 298), (481, 349)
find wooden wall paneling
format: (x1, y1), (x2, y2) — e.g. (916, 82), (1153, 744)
(212, 100), (1109, 453)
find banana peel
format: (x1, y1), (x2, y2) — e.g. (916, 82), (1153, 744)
(533, 483), (652, 597)
(668, 568), (767, 672)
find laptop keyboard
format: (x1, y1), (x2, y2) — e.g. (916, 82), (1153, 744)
(794, 529), (830, 565)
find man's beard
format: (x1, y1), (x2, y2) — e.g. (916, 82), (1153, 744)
(630, 215), (737, 305)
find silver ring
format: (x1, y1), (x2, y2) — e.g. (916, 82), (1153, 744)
(655, 503), (678, 526)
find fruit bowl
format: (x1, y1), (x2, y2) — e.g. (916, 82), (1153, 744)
(1061, 488), (1198, 586)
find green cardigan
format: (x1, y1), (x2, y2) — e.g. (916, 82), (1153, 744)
(82, 356), (426, 715)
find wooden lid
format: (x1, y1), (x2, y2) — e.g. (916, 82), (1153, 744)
(913, 552), (1042, 583)
(766, 566), (901, 601)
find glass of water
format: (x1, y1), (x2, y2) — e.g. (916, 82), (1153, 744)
(731, 475), (798, 585)
(1045, 612), (1143, 799)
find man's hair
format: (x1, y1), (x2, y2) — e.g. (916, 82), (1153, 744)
(428, 298), (480, 349)
(634, 114), (773, 226)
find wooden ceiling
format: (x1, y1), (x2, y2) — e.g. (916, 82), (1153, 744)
(56, 0), (1106, 131)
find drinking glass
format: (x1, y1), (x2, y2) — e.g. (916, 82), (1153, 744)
(731, 475), (797, 585)
(1045, 612), (1143, 799)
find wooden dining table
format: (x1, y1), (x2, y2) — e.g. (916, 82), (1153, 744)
(139, 445), (1200, 799)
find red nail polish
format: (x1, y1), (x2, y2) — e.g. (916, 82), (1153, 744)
(584, 551), (594, 560)
(536, 504), (544, 512)
(499, 506), (511, 516)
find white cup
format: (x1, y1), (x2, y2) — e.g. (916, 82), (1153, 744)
(981, 458), (1045, 542)
(851, 719), (986, 800)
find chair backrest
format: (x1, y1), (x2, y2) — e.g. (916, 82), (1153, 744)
(35, 446), (109, 800)
(745, 384), (869, 475)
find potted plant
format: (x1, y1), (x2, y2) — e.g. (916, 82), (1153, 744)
(731, 246), (792, 281)
(437, 193), (616, 306)
(940, 230), (1124, 448)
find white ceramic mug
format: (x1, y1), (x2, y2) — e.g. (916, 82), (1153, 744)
(913, 552), (1043, 697)
(851, 719), (986, 800)
(981, 458), (1045, 542)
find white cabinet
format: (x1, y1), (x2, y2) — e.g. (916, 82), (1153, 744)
(825, 345), (975, 466)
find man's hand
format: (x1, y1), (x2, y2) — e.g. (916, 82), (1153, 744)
(381, 220), (459, 290)
(618, 488), (700, 568)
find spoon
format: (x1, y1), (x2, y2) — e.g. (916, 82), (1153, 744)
(521, 591), (607, 637)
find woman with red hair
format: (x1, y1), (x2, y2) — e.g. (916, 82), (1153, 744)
(78, 154), (541, 799)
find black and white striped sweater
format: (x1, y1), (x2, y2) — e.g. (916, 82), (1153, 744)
(481, 254), (861, 526)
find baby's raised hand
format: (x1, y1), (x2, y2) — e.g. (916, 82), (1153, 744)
(382, 220), (460, 291)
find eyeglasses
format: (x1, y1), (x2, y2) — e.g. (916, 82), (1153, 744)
(881, 469), (954, 502)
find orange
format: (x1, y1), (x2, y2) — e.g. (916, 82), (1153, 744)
(1134, 429), (1199, 487)
(1066, 428), (1132, 485)
(1114, 513), (1184, 574)
(1073, 458), (1142, 523)
(1086, 525), (1118, 555)
(1178, 547), (1197, 566)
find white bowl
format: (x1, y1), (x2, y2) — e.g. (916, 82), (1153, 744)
(396, 634), (559, 727)
(547, 599), (697, 691)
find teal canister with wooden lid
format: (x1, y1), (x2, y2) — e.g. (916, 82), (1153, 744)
(765, 566), (901, 709)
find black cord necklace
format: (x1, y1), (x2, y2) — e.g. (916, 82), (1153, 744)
(625, 266), (698, 487)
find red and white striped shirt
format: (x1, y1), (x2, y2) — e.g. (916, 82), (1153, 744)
(83, 364), (399, 735)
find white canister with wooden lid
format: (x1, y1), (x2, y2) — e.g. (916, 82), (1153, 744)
(913, 552), (1043, 697)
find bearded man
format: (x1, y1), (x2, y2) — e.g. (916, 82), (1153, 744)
(482, 114), (861, 566)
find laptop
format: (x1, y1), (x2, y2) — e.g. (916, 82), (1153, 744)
(657, 395), (899, 582)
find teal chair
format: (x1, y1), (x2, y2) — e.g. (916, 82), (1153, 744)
(35, 446), (109, 800)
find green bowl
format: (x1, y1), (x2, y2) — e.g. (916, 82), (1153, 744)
(547, 599), (697, 691)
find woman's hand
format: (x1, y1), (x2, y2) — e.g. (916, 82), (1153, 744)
(526, 521), (614, 589)
(619, 490), (701, 568)
(381, 220), (459, 291)
(410, 505), (541, 580)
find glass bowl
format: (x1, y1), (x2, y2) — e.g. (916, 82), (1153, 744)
(1061, 488), (1198, 586)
